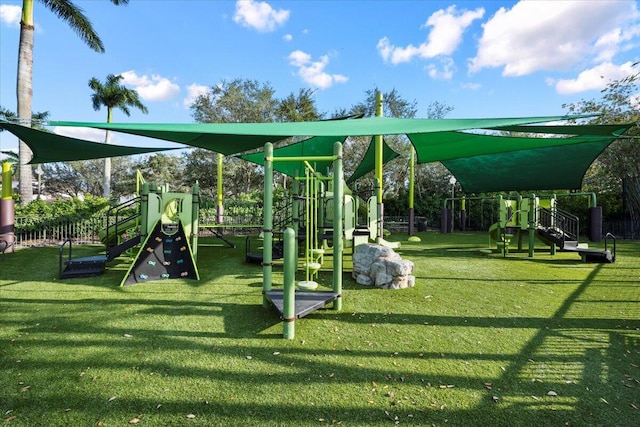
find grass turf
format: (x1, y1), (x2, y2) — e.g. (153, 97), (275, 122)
(1, 232), (638, 426)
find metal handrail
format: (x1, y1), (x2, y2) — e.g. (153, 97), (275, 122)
(605, 232), (617, 262)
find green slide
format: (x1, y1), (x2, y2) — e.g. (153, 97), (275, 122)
(99, 217), (140, 246)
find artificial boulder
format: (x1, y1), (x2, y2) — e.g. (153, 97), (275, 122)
(352, 243), (415, 289)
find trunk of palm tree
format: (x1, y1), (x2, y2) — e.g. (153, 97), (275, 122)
(17, 1), (35, 205)
(103, 130), (111, 198)
(103, 108), (113, 198)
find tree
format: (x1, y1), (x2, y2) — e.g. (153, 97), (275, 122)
(276, 88), (324, 122)
(15, 0), (129, 205)
(89, 73), (148, 198)
(341, 88), (419, 199)
(42, 156), (134, 198)
(348, 87), (418, 118)
(189, 79), (281, 199)
(191, 78), (279, 124)
(563, 62), (640, 222)
(130, 153), (185, 190)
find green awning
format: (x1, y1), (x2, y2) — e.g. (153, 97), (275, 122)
(0, 120), (176, 164)
(240, 136), (348, 177)
(240, 135), (401, 184)
(50, 115), (584, 155)
(443, 139), (613, 193)
(4, 115), (634, 193)
(346, 137), (401, 184)
(408, 130), (629, 163)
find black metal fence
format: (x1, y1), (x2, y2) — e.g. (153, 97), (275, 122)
(603, 219), (640, 240)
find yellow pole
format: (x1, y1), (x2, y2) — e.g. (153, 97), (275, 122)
(217, 153), (223, 223)
(375, 92), (383, 201)
(375, 92), (384, 240)
(1, 162), (16, 253)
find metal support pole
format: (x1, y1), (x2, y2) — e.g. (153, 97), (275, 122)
(283, 227), (296, 339)
(332, 141), (343, 311)
(375, 92), (384, 239)
(191, 181), (200, 260)
(528, 193), (536, 258)
(262, 143), (274, 307)
(408, 148), (415, 235)
(0, 162), (15, 252)
(217, 153), (224, 224)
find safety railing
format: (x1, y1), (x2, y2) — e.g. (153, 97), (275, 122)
(14, 214), (107, 247)
(539, 207), (580, 242)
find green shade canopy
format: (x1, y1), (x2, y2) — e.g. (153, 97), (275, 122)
(346, 137), (401, 184)
(408, 130), (631, 163)
(240, 136), (348, 177)
(443, 138), (614, 193)
(0, 120), (176, 164)
(4, 115), (634, 193)
(50, 115), (582, 154)
(240, 135), (401, 184)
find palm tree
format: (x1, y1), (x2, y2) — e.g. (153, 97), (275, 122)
(89, 73), (148, 198)
(16, 0), (129, 205)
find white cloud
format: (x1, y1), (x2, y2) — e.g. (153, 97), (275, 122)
(283, 33), (293, 42)
(53, 126), (107, 143)
(288, 50), (347, 90)
(377, 5), (484, 65)
(0, 4), (21, 27)
(233, 0), (290, 32)
(425, 57), (456, 80)
(553, 61), (637, 94)
(461, 82), (482, 91)
(469, 0), (640, 76)
(183, 83), (209, 108)
(120, 70), (180, 101)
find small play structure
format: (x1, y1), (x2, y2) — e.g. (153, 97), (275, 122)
(485, 194), (616, 263)
(259, 142), (345, 339)
(60, 182), (200, 285)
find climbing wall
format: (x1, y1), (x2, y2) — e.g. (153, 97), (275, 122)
(122, 220), (199, 286)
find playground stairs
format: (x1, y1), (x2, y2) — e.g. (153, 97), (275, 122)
(106, 235), (142, 261)
(536, 227), (579, 250)
(536, 208), (615, 263)
(59, 240), (107, 279)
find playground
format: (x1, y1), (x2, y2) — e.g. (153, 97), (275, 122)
(1, 231), (638, 426)
(1, 110), (639, 425)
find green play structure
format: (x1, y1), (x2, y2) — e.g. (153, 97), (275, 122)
(486, 194), (616, 263)
(59, 181), (201, 285)
(260, 141), (345, 339)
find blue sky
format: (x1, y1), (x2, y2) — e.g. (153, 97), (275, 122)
(1, 0), (639, 150)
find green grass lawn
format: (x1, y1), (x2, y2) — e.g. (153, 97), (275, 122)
(1, 232), (639, 426)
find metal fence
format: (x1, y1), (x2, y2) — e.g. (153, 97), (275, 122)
(603, 219), (640, 240)
(14, 215), (107, 247)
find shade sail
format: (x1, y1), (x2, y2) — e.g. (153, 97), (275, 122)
(9, 115), (634, 193)
(0, 120), (176, 164)
(346, 137), (401, 184)
(488, 123), (632, 136)
(50, 115), (583, 155)
(443, 139), (613, 193)
(240, 135), (401, 184)
(409, 129), (633, 164)
(240, 136), (348, 177)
